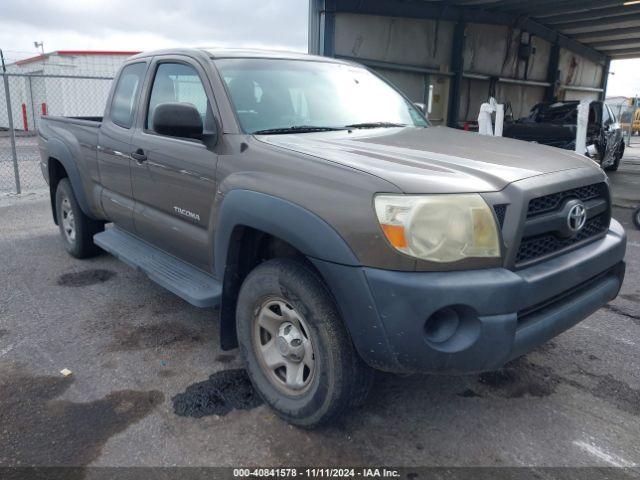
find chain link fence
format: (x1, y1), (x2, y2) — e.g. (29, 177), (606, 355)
(0, 72), (114, 194)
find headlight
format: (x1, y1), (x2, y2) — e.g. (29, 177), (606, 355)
(374, 194), (501, 263)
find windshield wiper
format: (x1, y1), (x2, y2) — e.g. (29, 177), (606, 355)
(252, 126), (345, 135)
(344, 122), (407, 129)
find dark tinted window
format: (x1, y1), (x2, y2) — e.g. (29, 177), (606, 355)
(110, 63), (146, 128)
(146, 63), (211, 132)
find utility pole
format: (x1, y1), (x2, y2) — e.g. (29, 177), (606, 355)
(1, 49), (21, 193)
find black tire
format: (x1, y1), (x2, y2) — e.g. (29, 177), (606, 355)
(634, 208), (640, 230)
(55, 178), (104, 258)
(236, 258), (374, 427)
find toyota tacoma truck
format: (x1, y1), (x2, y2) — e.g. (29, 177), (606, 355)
(38, 49), (627, 427)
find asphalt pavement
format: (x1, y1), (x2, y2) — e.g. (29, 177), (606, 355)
(0, 173), (639, 469)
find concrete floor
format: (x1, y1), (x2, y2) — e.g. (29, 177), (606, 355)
(0, 187), (639, 468)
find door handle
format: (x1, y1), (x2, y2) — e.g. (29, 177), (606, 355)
(131, 149), (147, 163)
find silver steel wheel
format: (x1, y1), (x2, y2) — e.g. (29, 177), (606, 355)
(253, 297), (316, 395)
(60, 196), (76, 243)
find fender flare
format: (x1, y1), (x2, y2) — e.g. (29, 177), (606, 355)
(46, 137), (92, 217)
(213, 189), (401, 369)
(214, 189), (360, 278)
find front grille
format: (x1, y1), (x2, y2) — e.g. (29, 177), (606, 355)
(527, 183), (605, 218)
(515, 182), (610, 267)
(516, 214), (608, 264)
(493, 204), (507, 228)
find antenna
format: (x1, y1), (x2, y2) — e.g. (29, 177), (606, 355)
(34, 41), (45, 55)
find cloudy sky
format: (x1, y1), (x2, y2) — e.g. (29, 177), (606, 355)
(1, 0), (638, 98)
(0, 0), (309, 63)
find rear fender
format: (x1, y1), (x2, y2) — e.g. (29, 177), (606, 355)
(46, 138), (92, 217)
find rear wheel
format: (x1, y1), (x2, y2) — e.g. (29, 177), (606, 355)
(236, 258), (373, 427)
(55, 178), (104, 258)
(634, 208), (640, 230)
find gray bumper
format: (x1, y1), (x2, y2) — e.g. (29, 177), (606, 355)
(312, 220), (627, 374)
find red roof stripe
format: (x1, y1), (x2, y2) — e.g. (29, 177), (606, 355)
(56, 50), (141, 56)
(15, 50), (141, 66)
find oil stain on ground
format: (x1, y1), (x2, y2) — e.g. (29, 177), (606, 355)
(57, 269), (115, 287)
(478, 358), (559, 398)
(0, 364), (163, 468)
(0, 328), (8, 338)
(105, 319), (212, 352)
(215, 353), (236, 364)
(589, 374), (640, 416)
(172, 369), (263, 418)
(478, 357), (640, 417)
(457, 388), (482, 398)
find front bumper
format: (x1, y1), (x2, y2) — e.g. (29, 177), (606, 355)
(312, 219), (626, 374)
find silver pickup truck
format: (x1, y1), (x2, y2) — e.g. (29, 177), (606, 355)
(38, 48), (627, 427)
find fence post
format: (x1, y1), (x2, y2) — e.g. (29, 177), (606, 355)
(1, 51), (21, 194)
(28, 75), (36, 131)
(21, 103), (28, 131)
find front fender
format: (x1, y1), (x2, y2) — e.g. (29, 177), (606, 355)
(214, 190), (402, 368)
(214, 189), (360, 278)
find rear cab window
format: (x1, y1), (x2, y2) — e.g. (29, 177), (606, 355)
(110, 62), (147, 128)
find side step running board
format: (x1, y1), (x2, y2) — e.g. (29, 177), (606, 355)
(94, 227), (221, 308)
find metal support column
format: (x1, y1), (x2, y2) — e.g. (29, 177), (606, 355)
(1, 50), (21, 194)
(447, 21), (465, 128)
(546, 41), (560, 102)
(599, 57), (611, 102)
(320, 1), (336, 57)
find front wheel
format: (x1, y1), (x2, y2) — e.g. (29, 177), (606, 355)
(634, 208), (640, 230)
(236, 258), (373, 427)
(55, 178), (104, 258)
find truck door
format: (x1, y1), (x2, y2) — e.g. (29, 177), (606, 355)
(130, 57), (219, 272)
(97, 61), (148, 232)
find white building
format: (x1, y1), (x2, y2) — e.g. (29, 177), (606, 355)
(1, 50), (139, 131)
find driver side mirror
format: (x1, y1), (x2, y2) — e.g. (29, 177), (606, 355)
(153, 102), (203, 140)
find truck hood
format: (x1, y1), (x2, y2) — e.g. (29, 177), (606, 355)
(257, 126), (596, 193)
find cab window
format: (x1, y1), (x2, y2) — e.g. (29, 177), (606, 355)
(146, 62), (213, 133)
(110, 63), (146, 129)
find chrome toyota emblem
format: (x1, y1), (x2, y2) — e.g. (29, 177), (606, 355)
(567, 204), (587, 233)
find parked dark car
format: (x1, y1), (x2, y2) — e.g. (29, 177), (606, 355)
(503, 101), (625, 171)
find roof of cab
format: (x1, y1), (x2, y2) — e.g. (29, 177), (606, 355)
(127, 47), (353, 65)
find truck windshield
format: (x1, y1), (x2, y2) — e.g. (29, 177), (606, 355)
(214, 58), (428, 134)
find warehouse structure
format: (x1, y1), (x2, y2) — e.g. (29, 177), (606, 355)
(308, 0), (640, 127)
(1, 50), (139, 131)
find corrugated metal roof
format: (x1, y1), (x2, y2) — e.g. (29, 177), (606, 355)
(434, 0), (640, 59)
